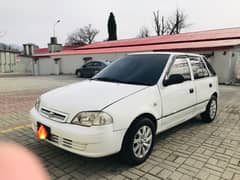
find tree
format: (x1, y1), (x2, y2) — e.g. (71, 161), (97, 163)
(168, 9), (188, 35)
(153, 10), (168, 36)
(66, 24), (99, 46)
(152, 9), (188, 36)
(153, 10), (161, 36)
(107, 12), (117, 41)
(137, 26), (150, 38)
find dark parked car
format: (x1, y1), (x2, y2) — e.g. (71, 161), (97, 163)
(75, 60), (110, 78)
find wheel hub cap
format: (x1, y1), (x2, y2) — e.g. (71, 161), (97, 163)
(210, 100), (217, 119)
(133, 126), (153, 159)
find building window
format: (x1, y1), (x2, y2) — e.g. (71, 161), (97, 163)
(34, 59), (39, 64)
(54, 58), (61, 64)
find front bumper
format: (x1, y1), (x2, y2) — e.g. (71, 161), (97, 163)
(30, 108), (125, 158)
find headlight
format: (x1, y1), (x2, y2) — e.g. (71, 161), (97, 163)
(35, 98), (41, 112)
(71, 111), (113, 127)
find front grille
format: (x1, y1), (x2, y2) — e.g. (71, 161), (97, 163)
(48, 134), (87, 151)
(40, 107), (68, 122)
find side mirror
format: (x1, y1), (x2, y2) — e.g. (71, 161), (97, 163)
(163, 74), (185, 86)
(82, 65), (86, 68)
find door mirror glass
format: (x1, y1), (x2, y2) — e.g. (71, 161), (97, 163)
(163, 74), (185, 86)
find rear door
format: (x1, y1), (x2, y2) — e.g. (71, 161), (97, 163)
(160, 56), (197, 128)
(92, 62), (105, 75)
(189, 56), (215, 104)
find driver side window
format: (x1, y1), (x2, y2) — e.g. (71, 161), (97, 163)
(166, 58), (191, 81)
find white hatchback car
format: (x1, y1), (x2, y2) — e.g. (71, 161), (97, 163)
(30, 52), (218, 165)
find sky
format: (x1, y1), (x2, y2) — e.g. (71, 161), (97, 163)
(0, 0), (240, 48)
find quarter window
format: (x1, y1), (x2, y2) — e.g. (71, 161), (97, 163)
(167, 58), (191, 81)
(190, 57), (209, 79)
(204, 58), (216, 76)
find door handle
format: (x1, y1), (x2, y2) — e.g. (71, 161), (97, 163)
(189, 88), (194, 94)
(209, 83), (212, 88)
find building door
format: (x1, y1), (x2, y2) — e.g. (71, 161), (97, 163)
(54, 58), (61, 75)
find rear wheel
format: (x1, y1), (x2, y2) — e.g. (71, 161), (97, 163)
(120, 117), (155, 165)
(201, 96), (217, 122)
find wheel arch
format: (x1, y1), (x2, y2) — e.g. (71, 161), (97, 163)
(120, 113), (157, 150)
(212, 92), (218, 98)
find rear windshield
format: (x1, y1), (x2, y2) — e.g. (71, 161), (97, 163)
(92, 54), (170, 86)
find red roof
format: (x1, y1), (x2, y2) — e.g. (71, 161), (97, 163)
(34, 48), (48, 54)
(76, 27), (240, 50)
(40, 39), (240, 56)
(34, 46), (78, 54)
(34, 27), (240, 57)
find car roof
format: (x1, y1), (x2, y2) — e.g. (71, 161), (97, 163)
(128, 51), (203, 57)
(86, 60), (109, 64)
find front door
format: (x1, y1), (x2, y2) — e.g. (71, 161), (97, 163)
(159, 57), (196, 129)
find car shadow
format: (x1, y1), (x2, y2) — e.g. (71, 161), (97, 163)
(154, 116), (204, 143)
(25, 116), (206, 178)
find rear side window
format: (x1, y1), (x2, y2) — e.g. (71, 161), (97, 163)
(85, 62), (94, 67)
(92, 62), (102, 67)
(167, 58), (191, 81)
(190, 57), (209, 79)
(204, 59), (216, 76)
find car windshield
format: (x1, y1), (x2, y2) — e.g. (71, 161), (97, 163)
(91, 54), (169, 86)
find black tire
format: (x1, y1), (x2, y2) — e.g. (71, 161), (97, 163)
(201, 96), (217, 123)
(120, 117), (155, 165)
(76, 71), (81, 78)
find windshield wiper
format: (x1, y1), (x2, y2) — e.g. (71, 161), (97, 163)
(91, 77), (151, 86)
(91, 77), (126, 83)
(126, 81), (151, 86)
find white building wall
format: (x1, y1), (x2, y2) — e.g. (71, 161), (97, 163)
(231, 46), (240, 81)
(61, 52), (127, 74)
(15, 56), (33, 73)
(206, 50), (233, 84)
(5, 52), (10, 72)
(35, 49), (239, 84)
(0, 52), (4, 72)
(60, 55), (84, 74)
(0, 51), (17, 73)
(234, 54), (240, 81)
(38, 57), (55, 75)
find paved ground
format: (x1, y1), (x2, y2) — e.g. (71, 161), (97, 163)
(0, 76), (240, 180)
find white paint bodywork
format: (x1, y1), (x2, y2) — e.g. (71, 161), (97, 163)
(30, 52), (219, 158)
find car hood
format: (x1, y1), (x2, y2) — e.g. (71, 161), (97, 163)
(41, 80), (147, 116)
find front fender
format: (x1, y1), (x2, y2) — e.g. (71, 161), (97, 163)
(103, 85), (162, 131)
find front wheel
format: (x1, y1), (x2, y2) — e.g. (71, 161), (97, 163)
(120, 117), (155, 165)
(76, 71), (81, 77)
(201, 96), (217, 122)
